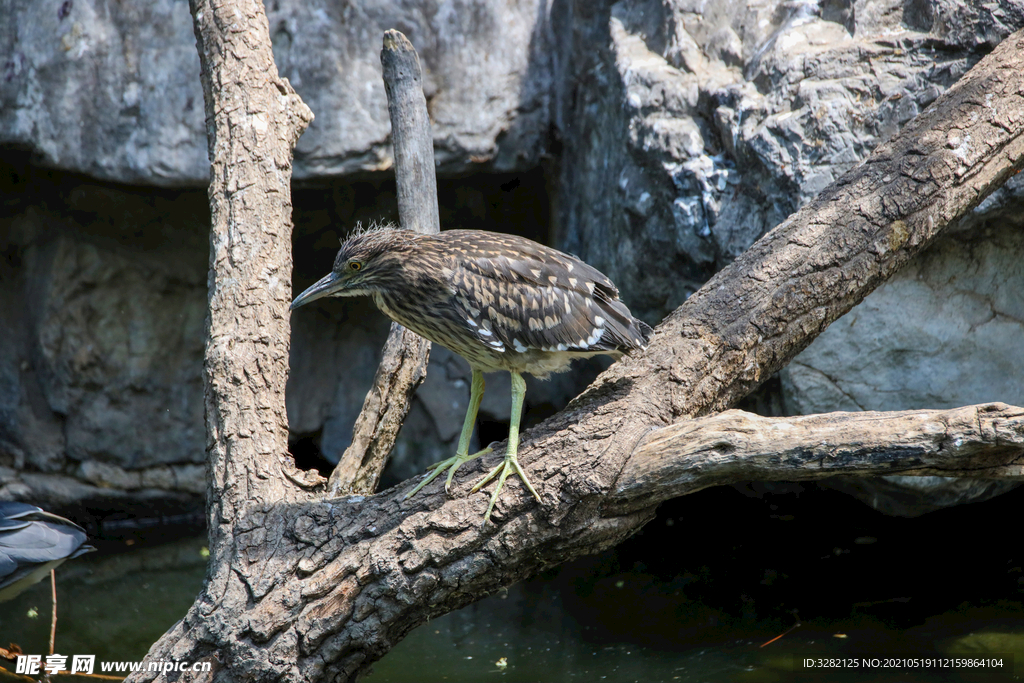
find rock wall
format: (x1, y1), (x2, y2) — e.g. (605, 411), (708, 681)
(1, 0), (1022, 517)
(0, 164), (573, 512)
(0, 167), (208, 515)
(569, 0), (1024, 514)
(555, 0), (1024, 320)
(0, 0), (553, 185)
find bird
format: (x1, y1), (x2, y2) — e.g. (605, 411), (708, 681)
(0, 502), (95, 602)
(291, 227), (653, 522)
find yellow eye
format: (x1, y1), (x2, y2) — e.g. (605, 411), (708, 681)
(349, 261), (362, 272)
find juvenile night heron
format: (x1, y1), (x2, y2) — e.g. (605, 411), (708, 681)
(291, 228), (652, 521)
(0, 502), (95, 602)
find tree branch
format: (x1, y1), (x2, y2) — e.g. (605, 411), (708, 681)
(328, 324), (430, 494)
(382, 30), (441, 236)
(329, 30), (438, 495)
(608, 403), (1024, 513)
(189, 0), (313, 527)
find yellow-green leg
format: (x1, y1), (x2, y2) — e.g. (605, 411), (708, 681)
(406, 368), (491, 499)
(471, 371), (541, 522)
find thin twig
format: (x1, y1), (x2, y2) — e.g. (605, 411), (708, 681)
(49, 569), (57, 656)
(760, 621), (801, 648)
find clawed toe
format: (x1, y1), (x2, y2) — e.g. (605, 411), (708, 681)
(403, 434), (542, 525)
(471, 455), (541, 523)
(404, 446), (493, 500)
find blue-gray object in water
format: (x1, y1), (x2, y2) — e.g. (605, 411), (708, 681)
(0, 502), (95, 602)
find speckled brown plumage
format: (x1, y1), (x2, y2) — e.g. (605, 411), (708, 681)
(291, 226), (652, 521)
(316, 228), (651, 373)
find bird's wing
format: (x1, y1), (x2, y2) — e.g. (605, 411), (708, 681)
(448, 247), (647, 353)
(443, 230), (620, 297)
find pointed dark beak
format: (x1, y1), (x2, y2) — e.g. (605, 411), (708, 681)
(290, 272), (344, 310)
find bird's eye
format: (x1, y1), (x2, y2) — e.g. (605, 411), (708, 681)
(349, 261), (362, 272)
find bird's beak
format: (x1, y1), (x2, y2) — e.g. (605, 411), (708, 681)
(290, 272), (345, 310)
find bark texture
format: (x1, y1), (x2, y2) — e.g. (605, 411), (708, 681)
(611, 403), (1024, 512)
(328, 324), (430, 495)
(126, 0), (313, 679)
(130, 20), (1024, 683)
(192, 0), (314, 525)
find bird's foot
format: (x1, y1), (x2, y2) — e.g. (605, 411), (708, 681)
(405, 446), (493, 500)
(471, 454), (541, 523)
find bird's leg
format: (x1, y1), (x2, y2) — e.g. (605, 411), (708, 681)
(472, 371), (541, 522)
(405, 368), (491, 499)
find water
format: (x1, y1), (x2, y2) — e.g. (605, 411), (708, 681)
(2, 485), (1023, 681)
(364, 580), (1023, 683)
(0, 536), (208, 666)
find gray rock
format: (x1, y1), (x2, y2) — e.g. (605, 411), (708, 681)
(1, 0), (207, 186)
(782, 199), (1024, 516)
(0, 0), (553, 186)
(555, 0), (1024, 321)
(783, 220), (1024, 415)
(3, 208), (206, 468)
(0, 179), (210, 513)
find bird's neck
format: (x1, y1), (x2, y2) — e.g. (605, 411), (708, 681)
(371, 265), (452, 332)
(372, 292), (396, 319)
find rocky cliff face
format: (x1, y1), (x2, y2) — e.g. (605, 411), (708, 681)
(0, 0), (553, 184)
(1, 0), (1021, 517)
(556, 0), (1024, 320)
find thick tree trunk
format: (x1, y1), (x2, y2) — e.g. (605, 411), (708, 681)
(126, 0), (314, 680)
(130, 10), (1024, 683)
(190, 0), (314, 578)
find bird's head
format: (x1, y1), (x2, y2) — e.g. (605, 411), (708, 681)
(290, 227), (414, 310)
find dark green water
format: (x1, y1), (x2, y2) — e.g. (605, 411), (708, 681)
(2, 485), (1022, 682)
(363, 583), (1023, 682)
(0, 536), (209, 667)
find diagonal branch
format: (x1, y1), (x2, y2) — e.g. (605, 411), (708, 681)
(329, 31), (439, 495)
